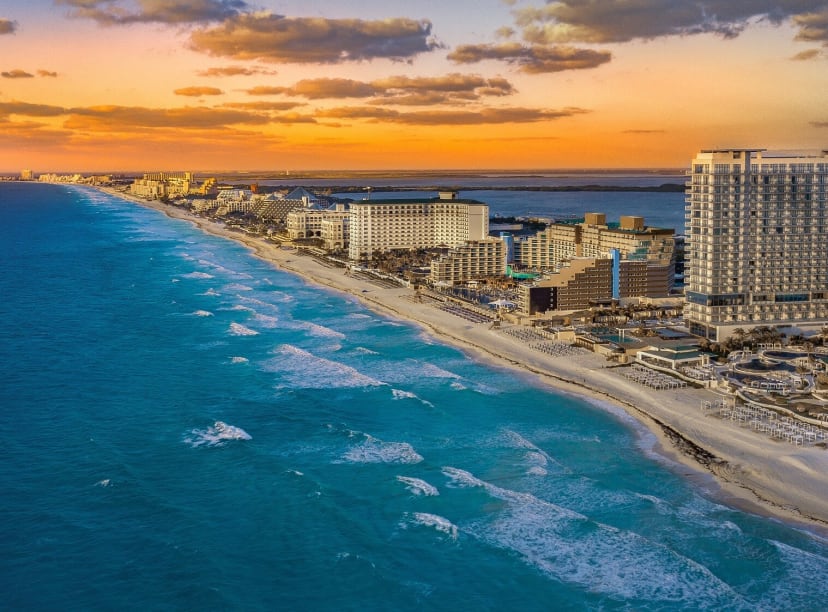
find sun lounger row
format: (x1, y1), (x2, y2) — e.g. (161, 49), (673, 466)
(529, 341), (583, 358)
(716, 405), (828, 446)
(501, 327), (551, 343)
(623, 364), (687, 390)
(438, 303), (492, 323)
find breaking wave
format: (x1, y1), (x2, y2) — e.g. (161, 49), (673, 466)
(440, 466), (743, 606)
(263, 344), (384, 389)
(396, 476), (439, 496)
(228, 322), (259, 336)
(402, 513), (458, 540)
(340, 433), (423, 464)
(183, 421), (252, 448)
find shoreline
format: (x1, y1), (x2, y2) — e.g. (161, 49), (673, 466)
(96, 186), (828, 535)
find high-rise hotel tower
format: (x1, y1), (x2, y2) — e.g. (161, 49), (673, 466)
(685, 149), (828, 341)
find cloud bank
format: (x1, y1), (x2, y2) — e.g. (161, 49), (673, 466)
(189, 14), (440, 63)
(448, 42), (611, 73)
(56, 0), (248, 26)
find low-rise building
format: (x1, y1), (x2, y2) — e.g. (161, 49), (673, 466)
(518, 257), (614, 314)
(286, 204), (349, 240)
(514, 212), (676, 298)
(429, 238), (506, 284)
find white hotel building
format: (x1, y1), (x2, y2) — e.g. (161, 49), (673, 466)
(685, 148), (828, 341)
(348, 191), (489, 260)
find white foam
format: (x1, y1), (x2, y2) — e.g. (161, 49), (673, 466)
(392, 389), (417, 400)
(396, 475), (439, 496)
(226, 283), (254, 292)
(227, 304), (255, 312)
(441, 465), (742, 605)
(263, 344), (385, 389)
(345, 313), (372, 320)
(197, 258), (253, 279)
(503, 429), (569, 475)
(201, 288), (221, 296)
(354, 346), (379, 355)
(94, 479), (111, 487)
(191, 310), (213, 317)
(404, 512), (458, 540)
(391, 388), (434, 407)
(302, 321), (346, 340)
(450, 381), (467, 390)
(761, 540), (828, 607)
(252, 313), (279, 328)
(230, 356), (249, 364)
(183, 421), (252, 447)
(181, 271), (214, 279)
(228, 322), (259, 336)
(341, 434), (423, 464)
(417, 363), (461, 380)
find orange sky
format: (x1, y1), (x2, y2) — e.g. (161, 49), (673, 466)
(1, 1), (827, 172)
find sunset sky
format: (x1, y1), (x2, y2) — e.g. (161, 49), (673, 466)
(1, 1), (827, 172)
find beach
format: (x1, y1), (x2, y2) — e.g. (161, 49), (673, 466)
(104, 187), (828, 532)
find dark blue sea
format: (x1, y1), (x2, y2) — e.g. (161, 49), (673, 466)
(255, 171), (688, 231)
(2, 182), (827, 610)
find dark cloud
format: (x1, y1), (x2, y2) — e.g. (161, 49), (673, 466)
(244, 74), (515, 105)
(0, 18), (17, 34)
(221, 101), (305, 111)
(245, 86), (286, 96)
(37, 70), (59, 77)
(0, 101), (68, 116)
(791, 48), (822, 60)
(56, 0), (248, 26)
(174, 86), (224, 96)
(793, 7), (828, 44)
(281, 78), (378, 99)
(448, 43), (611, 73)
(64, 104), (269, 130)
(623, 129), (666, 134)
(811, 121), (828, 127)
(196, 65), (276, 77)
(317, 105), (588, 125)
(373, 74), (514, 95)
(513, 1), (826, 44)
(189, 14), (440, 63)
(2, 69), (35, 79)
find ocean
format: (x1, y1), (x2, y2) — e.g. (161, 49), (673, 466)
(1, 182), (827, 610)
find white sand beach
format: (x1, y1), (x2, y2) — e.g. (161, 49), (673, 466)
(102, 188), (828, 532)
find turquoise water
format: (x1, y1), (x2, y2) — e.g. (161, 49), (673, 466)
(2, 182), (827, 610)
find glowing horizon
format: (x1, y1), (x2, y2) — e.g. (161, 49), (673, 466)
(2, 1), (827, 173)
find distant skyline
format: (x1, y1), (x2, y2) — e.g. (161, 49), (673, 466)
(1, 1), (827, 172)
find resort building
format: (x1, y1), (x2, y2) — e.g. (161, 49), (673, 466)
(130, 171), (194, 199)
(348, 191), (488, 260)
(429, 238), (507, 285)
(513, 212), (676, 297)
(321, 214), (349, 251)
(685, 149), (828, 341)
(518, 257), (614, 314)
(286, 204), (349, 241)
